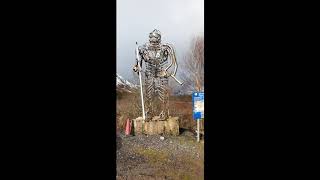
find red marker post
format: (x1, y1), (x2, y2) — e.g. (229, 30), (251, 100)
(125, 118), (132, 136)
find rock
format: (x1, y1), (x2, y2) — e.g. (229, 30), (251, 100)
(152, 116), (161, 121)
(166, 117), (179, 136)
(132, 117), (144, 135)
(132, 116), (179, 136)
(145, 121), (158, 135)
(156, 120), (165, 134)
(181, 130), (195, 137)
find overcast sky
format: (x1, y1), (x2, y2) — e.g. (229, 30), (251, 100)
(117, 0), (204, 80)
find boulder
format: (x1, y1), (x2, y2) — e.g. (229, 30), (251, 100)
(166, 117), (179, 136)
(132, 116), (179, 136)
(132, 117), (144, 135)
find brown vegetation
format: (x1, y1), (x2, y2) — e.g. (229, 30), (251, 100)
(116, 91), (196, 133)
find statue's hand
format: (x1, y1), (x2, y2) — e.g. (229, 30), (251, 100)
(133, 65), (139, 72)
(159, 70), (169, 78)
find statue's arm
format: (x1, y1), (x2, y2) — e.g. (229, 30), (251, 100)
(163, 43), (178, 77)
(133, 46), (144, 73)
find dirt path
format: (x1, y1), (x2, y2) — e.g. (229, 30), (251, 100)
(116, 132), (204, 180)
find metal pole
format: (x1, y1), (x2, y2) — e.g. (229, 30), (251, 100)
(136, 42), (145, 122)
(197, 119), (200, 142)
(138, 65), (145, 122)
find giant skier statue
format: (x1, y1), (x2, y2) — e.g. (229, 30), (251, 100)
(133, 29), (183, 121)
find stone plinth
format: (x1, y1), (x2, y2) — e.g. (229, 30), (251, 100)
(132, 116), (179, 136)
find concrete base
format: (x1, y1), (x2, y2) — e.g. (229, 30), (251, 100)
(132, 116), (179, 136)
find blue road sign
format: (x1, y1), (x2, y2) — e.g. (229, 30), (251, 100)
(192, 92), (204, 120)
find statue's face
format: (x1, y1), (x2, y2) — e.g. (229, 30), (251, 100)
(149, 30), (161, 45)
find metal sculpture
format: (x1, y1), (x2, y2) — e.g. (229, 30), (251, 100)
(133, 29), (183, 121)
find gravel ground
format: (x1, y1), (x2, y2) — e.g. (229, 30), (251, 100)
(116, 131), (204, 180)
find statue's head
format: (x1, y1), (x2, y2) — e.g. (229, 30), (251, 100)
(149, 29), (161, 45)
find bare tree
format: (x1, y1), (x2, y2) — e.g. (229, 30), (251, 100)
(178, 36), (205, 132)
(180, 36), (204, 92)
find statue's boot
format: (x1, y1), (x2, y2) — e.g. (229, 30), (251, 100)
(158, 111), (167, 121)
(145, 111), (152, 122)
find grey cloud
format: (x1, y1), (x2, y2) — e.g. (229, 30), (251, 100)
(117, 0), (204, 80)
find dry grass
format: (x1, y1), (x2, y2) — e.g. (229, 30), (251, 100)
(169, 98), (194, 130)
(170, 95), (204, 133)
(134, 147), (169, 164)
(133, 145), (204, 180)
(117, 92), (201, 133)
(116, 90), (142, 132)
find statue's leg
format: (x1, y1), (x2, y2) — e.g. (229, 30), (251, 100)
(158, 76), (169, 120)
(145, 73), (155, 121)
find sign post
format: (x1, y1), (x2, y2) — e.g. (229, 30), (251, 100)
(197, 118), (200, 142)
(192, 92), (204, 142)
